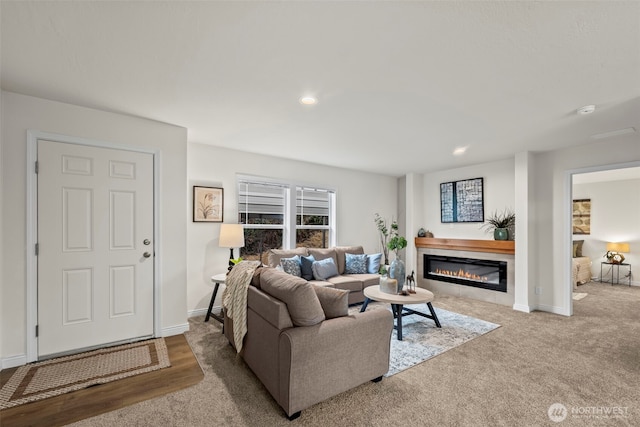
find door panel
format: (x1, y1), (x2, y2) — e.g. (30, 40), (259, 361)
(38, 140), (154, 357)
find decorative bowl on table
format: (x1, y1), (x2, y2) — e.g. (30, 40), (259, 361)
(379, 275), (398, 294)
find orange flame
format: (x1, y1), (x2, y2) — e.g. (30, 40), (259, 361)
(434, 268), (489, 282)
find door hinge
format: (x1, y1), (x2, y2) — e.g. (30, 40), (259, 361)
(35, 325), (39, 337)
(35, 243), (39, 256)
(35, 161), (39, 174)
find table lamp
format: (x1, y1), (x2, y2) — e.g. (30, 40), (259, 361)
(606, 242), (629, 264)
(219, 224), (245, 272)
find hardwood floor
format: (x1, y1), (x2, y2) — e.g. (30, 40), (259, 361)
(0, 335), (203, 427)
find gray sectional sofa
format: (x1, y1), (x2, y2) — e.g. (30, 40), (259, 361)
(224, 263), (393, 420)
(267, 246), (382, 304)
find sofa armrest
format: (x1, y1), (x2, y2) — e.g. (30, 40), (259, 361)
(277, 309), (393, 416)
(248, 285), (294, 330)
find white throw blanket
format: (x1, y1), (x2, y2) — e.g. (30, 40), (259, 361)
(222, 261), (260, 353)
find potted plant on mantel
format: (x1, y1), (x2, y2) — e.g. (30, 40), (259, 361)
(481, 209), (515, 241)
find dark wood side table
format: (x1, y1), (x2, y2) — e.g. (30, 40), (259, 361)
(205, 273), (227, 323)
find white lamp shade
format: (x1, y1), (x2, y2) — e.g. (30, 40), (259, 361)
(219, 224), (245, 248)
(606, 242), (629, 253)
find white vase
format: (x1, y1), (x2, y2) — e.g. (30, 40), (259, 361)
(379, 275), (398, 294)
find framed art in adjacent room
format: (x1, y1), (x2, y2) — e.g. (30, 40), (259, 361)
(572, 198), (591, 235)
(440, 177), (484, 223)
(193, 186), (223, 222)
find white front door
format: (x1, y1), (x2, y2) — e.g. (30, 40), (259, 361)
(37, 140), (155, 357)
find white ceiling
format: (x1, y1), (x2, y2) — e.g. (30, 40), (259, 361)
(2, 1), (639, 177)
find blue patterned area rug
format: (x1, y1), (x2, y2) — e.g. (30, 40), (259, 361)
(353, 303), (500, 377)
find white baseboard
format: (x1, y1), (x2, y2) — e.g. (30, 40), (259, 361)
(512, 303), (532, 313)
(188, 305), (225, 319)
(2, 354), (27, 369)
(536, 303), (569, 316)
(188, 307), (211, 318)
(161, 323), (190, 337)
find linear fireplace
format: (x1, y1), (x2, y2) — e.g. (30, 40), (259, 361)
(423, 254), (507, 293)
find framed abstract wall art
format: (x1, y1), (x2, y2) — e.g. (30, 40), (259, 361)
(440, 177), (484, 223)
(572, 199), (591, 235)
(193, 186), (223, 222)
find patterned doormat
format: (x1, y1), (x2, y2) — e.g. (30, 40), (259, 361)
(352, 303), (500, 376)
(0, 338), (170, 410)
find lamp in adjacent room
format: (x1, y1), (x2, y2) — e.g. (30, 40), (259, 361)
(219, 224), (245, 273)
(605, 242), (629, 264)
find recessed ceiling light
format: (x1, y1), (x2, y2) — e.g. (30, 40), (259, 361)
(453, 146), (468, 156)
(591, 127), (636, 139)
(299, 96), (317, 105)
(577, 105), (596, 115)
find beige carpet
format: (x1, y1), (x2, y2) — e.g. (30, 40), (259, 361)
(0, 338), (170, 410)
(69, 282), (640, 426)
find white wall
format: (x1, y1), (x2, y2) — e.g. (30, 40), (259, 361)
(573, 178), (640, 284)
(1, 92), (188, 365)
(534, 135), (640, 314)
(421, 158), (516, 240)
(186, 143), (398, 315)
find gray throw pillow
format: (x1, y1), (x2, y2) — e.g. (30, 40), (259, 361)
(312, 257), (339, 281)
(260, 269), (326, 326)
(345, 253), (368, 274)
(313, 286), (349, 319)
(280, 255), (301, 277)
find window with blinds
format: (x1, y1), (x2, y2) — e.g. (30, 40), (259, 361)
(238, 180), (287, 264)
(237, 178), (335, 263)
(296, 187), (332, 248)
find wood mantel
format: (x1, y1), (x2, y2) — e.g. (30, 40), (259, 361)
(415, 237), (515, 255)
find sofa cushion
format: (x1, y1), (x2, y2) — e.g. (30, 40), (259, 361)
(280, 255), (302, 277)
(312, 286), (349, 319)
(308, 248), (338, 269)
(300, 254), (315, 281)
(342, 273), (381, 289)
(260, 268), (325, 327)
(366, 253), (382, 274)
(268, 248), (309, 268)
(312, 257), (339, 281)
(251, 265), (267, 288)
(327, 275), (363, 293)
(334, 246), (364, 274)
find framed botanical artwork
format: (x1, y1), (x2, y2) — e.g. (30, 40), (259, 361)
(193, 186), (223, 222)
(572, 199), (591, 235)
(440, 177), (484, 223)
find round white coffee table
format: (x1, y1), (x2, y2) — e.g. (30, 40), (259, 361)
(360, 286), (441, 340)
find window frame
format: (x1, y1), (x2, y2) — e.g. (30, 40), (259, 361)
(236, 175), (336, 251)
(295, 186), (335, 249)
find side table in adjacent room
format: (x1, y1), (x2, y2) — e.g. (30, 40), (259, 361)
(205, 273), (227, 323)
(600, 262), (631, 286)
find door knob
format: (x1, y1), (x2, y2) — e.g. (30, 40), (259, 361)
(143, 252), (151, 258)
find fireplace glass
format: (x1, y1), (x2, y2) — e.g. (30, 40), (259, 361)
(424, 254), (507, 292)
